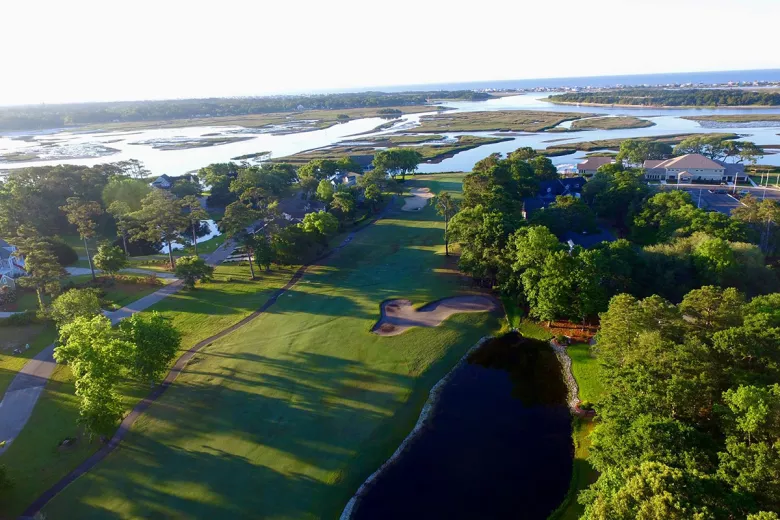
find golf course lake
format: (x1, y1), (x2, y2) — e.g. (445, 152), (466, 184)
(347, 332), (573, 520)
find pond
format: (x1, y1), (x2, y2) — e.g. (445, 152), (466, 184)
(345, 332), (572, 520)
(161, 219), (221, 253)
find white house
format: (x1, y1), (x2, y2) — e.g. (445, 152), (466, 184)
(0, 239), (25, 278)
(328, 171), (363, 188)
(643, 154), (747, 183)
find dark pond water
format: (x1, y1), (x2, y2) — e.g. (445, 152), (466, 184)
(350, 333), (572, 520)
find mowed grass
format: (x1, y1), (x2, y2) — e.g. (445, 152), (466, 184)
(568, 343), (605, 404)
(0, 265), (296, 517)
(42, 177), (502, 519)
(549, 417), (598, 520)
(0, 323), (57, 398)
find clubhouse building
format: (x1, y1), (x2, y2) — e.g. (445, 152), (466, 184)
(643, 154), (746, 183)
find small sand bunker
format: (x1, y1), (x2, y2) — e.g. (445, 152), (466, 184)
(373, 296), (500, 336)
(401, 187), (435, 212)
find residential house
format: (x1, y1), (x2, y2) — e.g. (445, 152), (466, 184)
(643, 154), (747, 183)
(349, 155), (375, 172)
(151, 174), (173, 189)
(0, 239), (25, 278)
(522, 176), (587, 219)
(577, 156), (615, 176)
(562, 228), (616, 250)
(275, 192), (326, 223)
(328, 171), (363, 188)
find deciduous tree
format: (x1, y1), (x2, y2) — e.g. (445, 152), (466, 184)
(92, 244), (129, 278)
(174, 256), (214, 289)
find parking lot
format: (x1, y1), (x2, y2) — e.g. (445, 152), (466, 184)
(665, 185), (780, 215)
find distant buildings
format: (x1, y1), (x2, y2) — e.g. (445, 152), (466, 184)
(577, 156), (615, 175)
(643, 154), (746, 183)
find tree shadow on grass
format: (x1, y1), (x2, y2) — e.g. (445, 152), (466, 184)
(46, 351), (419, 518)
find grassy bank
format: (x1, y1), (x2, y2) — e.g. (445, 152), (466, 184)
(569, 116), (654, 131)
(277, 135), (512, 165)
(38, 175), (502, 519)
(413, 110), (593, 133)
(548, 416), (598, 520)
(567, 343), (605, 404)
(544, 132), (739, 153)
(75, 105), (442, 133)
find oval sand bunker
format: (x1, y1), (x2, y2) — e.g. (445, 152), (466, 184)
(373, 296), (500, 336)
(401, 187), (434, 211)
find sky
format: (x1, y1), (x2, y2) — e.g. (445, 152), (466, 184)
(3, 0), (780, 106)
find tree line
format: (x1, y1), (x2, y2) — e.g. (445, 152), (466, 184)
(549, 89), (780, 107)
(442, 149), (780, 518)
(0, 91), (489, 131)
(580, 287), (780, 519)
(445, 151), (779, 324)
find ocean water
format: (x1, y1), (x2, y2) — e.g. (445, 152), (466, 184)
(363, 69), (780, 92)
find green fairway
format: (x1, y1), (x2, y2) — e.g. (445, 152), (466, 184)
(40, 174), (503, 519)
(0, 266), (296, 517)
(568, 342), (605, 404)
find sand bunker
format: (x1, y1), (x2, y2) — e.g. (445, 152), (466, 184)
(373, 296), (500, 336)
(401, 187), (435, 212)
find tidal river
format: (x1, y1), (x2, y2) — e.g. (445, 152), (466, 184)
(3, 93), (780, 175)
(344, 332), (572, 520)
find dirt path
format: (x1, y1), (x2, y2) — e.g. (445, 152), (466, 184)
(22, 199), (396, 518)
(373, 295), (500, 336)
(401, 187), (434, 212)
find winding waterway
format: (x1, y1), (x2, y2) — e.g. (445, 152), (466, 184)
(346, 333), (572, 520)
(3, 93), (780, 175)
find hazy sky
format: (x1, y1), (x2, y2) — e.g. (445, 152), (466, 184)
(4, 0), (780, 105)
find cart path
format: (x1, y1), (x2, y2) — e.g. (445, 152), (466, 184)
(0, 280), (184, 457)
(22, 201), (395, 518)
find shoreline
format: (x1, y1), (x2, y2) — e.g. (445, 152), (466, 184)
(339, 335), (493, 520)
(545, 99), (780, 110)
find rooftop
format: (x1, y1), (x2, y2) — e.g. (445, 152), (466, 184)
(577, 156), (615, 170)
(653, 154), (723, 170)
(562, 228), (616, 249)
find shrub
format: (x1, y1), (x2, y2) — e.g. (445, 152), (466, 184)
(49, 237), (79, 266)
(51, 288), (102, 328)
(0, 286), (18, 306)
(0, 310), (42, 327)
(174, 256), (214, 289)
(556, 334), (569, 345)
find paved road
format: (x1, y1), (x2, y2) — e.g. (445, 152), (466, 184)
(21, 198), (397, 518)
(0, 280), (183, 456)
(65, 267), (177, 279)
